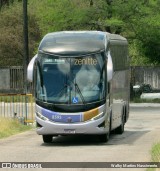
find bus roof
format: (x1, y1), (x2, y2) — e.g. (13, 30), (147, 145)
(38, 31), (126, 56)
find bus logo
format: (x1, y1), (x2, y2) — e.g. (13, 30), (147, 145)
(67, 117), (72, 123)
(2, 163), (11, 168)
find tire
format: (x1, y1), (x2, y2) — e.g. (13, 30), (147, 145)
(115, 112), (125, 134)
(99, 116), (111, 143)
(99, 133), (109, 143)
(42, 135), (53, 143)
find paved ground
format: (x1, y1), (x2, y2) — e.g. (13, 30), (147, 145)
(0, 103), (160, 171)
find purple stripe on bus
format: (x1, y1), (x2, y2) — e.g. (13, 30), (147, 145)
(42, 108), (81, 123)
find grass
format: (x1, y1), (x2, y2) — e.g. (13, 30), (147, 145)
(0, 117), (33, 139)
(147, 143), (160, 171)
(151, 143), (160, 162)
(132, 97), (160, 170)
(131, 97), (160, 103)
(0, 94), (34, 103)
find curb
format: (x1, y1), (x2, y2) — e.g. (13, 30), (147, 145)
(130, 103), (160, 107)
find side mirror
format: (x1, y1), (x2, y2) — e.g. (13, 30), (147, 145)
(27, 54), (38, 82)
(107, 51), (113, 82)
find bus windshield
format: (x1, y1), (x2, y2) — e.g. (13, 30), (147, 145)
(36, 53), (106, 104)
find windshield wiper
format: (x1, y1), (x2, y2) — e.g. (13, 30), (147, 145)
(71, 78), (86, 105)
(56, 84), (68, 97)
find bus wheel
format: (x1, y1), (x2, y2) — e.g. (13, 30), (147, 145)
(99, 133), (109, 143)
(115, 113), (125, 134)
(99, 114), (111, 143)
(42, 135), (53, 143)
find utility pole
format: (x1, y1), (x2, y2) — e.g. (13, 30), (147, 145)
(23, 0), (29, 94)
(23, 0), (29, 123)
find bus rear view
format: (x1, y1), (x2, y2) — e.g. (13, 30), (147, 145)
(27, 31), (130, 143)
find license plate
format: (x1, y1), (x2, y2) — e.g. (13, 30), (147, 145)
(64, 129), (76, 134)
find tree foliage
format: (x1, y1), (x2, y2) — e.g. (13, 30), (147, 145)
(29, 0), (160, 65)
(0, 0), (160, 66)
(0, 0), (22, 10)
(0, 2), (41, 66)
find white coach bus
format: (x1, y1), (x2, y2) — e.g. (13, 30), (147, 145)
(27, 31), (130, 143)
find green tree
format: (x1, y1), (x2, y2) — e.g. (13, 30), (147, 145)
(0, 0), (21, 10)
(1, 0), (159, 66)
(90, 0), (160, 65)
(0, 2), (41, 66)
(135, 2), (160, 64)
(28, 0), (91, 35)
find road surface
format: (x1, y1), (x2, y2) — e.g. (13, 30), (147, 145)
(0, 104), (160, 171)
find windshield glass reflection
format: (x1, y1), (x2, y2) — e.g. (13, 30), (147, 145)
(36, 53), (106, 104)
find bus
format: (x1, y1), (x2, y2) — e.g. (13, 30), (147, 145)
(27, 31), (130, 143)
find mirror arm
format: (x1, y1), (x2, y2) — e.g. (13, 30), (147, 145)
(107, 51), (113, 82)
(27, 54), (38, 82)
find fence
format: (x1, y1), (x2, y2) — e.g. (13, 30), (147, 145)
(1, 66), (160, 92)
(0, 66), (33, 93)
(0, 67), (34, 123)
(0, 94), (35, 124)
(1, 66), (160, 121)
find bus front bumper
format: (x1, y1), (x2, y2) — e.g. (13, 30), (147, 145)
(36, 116), (109, 135)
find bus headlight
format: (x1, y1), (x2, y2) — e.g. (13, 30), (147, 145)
(36, 112), (49, 121)
(91, 112), (105, 120)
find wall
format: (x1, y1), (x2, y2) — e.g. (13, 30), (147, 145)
(0, 68), (10, 89)
(1, 66), (160, 93)
(131, 66), (160, 90)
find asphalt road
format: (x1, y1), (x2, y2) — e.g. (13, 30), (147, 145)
(0, 104), (160, 171)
